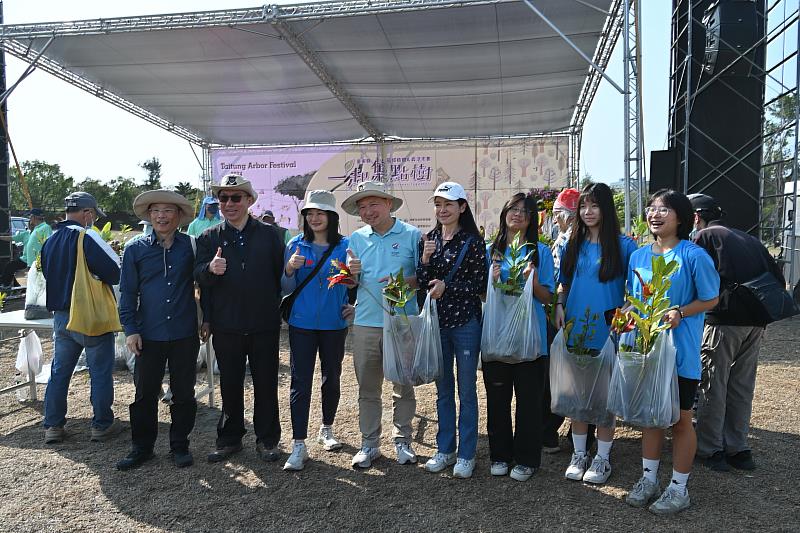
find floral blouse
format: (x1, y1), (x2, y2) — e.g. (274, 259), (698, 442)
(416, 228), (488, 329)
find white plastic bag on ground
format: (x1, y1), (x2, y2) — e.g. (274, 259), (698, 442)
(607, 330), (680, 429)
(383, 294), (443, 387)
(15, 330), (43, 375)
(24, 265), (51, 320)
(480, 272), (541, 363)
(549, 329), (615, 427)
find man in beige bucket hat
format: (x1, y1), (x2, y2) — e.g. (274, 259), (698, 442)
(117, 189), (200, 470)
(341, 181), (422, 469)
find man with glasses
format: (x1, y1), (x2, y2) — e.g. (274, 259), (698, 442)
(40, 192), (121, 444)
(116, 190), (201, 470)
(194, 174), (285, 463)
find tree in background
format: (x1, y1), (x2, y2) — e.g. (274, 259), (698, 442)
(77, 178), (113, 212)
(9, 160), (74, 212)
(761, 92), (797, 245)
(274, 171), (315, 211)
(107, 177), (143, 215)
(140, 157), (162, 190)
(174, 181), (202, 214)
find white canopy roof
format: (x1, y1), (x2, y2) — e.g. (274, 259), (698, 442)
(0, 0), (617, 146)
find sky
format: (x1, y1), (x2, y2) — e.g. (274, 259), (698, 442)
(2, 0), (672, 189)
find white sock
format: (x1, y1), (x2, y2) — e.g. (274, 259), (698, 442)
(642, 458), (660, 483)
(596, 439), (613, 461)
(669, 470), (690, 494)
(294, 439), (305, 447)
(572, 433), (588, 455)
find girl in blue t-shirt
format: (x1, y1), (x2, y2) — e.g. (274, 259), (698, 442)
(483, 192), (555, 482)
(623, 189), (719, 515)
(554, 182), (637, 485)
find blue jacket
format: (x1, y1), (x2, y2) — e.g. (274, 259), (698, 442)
(41, 220), (121, 312)
(281, 235), (349, 331)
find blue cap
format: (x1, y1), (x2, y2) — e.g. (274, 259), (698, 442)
(64, 191), (105, 218)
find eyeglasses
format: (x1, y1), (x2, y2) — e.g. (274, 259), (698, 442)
(149, 208), (177, 216)
(644, 206), (672, 217)
(508, 207), (529, 216)
(218, 194), (244, 204)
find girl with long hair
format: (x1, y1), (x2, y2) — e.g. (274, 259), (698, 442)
(482, 192), (555, 482)
(281, 190), (357, 471)
(416, 182), (487, 479)
(553, 182), (637, 484)
(623, 189), (719, 514)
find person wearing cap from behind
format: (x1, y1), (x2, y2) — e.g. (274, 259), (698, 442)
(341, 181), (421, 469)
(262, 209), (291, 244)
(40, 192), (121, 444)
(689, 193), (784, 473)
(194, 174), (285, 464)
(123, 220), (153, 250)
(187, 196), (222, 237)
(20, 208), (53, 268)
(116, 190), (201, 470)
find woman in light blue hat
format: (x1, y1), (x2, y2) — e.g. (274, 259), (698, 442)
(281, 189), (356, 471)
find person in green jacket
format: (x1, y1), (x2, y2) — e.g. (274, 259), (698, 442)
(186, 196), (222, 237)
(22, 208), (52, 267)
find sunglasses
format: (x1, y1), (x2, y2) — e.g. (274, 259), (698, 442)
(218, 194), (244, 204)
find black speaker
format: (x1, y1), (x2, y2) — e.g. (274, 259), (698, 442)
(703, 0), (764, 76)
(670, 0), (766, 234)
(649, 149), (680, 193)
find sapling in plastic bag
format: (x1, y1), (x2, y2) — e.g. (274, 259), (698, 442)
(480, 272), (541, 363)
(606, 330), (680, 429)
(549, 329), (615, 427)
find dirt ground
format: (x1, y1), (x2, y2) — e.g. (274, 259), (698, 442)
(0, 315), (798, 533)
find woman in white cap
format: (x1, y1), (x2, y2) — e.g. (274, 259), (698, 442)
(417, 181), (487, 479)
(280, 190), (357, 471)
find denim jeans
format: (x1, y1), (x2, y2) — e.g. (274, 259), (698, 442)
(43, 311), (115, 430)
(436, 316), (481, 460)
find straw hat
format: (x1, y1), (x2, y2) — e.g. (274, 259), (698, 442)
(133, 190), (194, 226)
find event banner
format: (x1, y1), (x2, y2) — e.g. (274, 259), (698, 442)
(210, 138), (569, 236)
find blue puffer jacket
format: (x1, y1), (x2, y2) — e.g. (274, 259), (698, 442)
(281, 235), (350, 331)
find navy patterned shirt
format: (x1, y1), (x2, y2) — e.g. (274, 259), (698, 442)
(416, 228), (488, 329)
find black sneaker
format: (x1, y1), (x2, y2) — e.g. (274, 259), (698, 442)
(116, 449), (155, 471)
(171, 449), (194, 468)
(256, 442), (281, 462)
(726, 450), (755, 471)
(207, 443), (243, 463)
(703, 451), (730, 472)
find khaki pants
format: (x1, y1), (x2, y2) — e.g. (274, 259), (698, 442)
(352, 325), (416, 448)
(695, 324), (764, 457)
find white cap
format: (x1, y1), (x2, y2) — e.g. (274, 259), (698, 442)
(429, 181), (467, 202)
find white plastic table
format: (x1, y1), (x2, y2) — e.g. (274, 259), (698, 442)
(0, 310), (53, 401)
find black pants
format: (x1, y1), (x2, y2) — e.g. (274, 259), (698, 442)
(482, 357), (546, 468)
(130, 336), (199, 452)
(288, 326), (347, 440)
(212, 330), (281, 448)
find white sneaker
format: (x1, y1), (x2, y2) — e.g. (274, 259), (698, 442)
(582, 455), (612, 484)
(565, 452), (591, 481)
(510, 465), (535, 482)
(424, 452), (457, 473)
(453, 458), (475, 479)
(490, 461), (509, 476)
(395, 441), (418, 465)
(283, 441), (309, 471)
(317, 425), (343, 451)
(351, 446), (381, 468)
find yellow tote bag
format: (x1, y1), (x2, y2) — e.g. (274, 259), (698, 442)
(66, 231), (122, 336)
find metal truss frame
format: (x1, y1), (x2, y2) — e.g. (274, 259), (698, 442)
(669, 0), (799, 287)
(0, 0), (624, 196)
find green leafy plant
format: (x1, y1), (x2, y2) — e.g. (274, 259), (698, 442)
(383, 267), (417, 317)
(493, 233), (533, 296)
(611, 255), (679, 354)
(564, 307), (599, 356)
(0, 292), (6, 310)
(631, 216), (650, 246)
